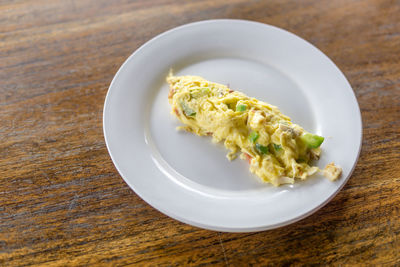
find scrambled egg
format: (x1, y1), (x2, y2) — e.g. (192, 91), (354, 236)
(167, 74), (341, 186)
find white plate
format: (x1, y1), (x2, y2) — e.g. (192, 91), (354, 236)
(103, 20), (362, 232)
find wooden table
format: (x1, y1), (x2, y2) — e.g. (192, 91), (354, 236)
(1, 0), (399, 265)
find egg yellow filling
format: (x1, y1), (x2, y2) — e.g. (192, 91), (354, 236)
(167, 74), (332, 186)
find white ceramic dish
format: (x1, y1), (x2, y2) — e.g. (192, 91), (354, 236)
(103, 20), (362, 232)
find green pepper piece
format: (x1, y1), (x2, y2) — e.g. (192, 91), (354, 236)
(300, 133), (324, 148)
(190, 87), (210, 98)
(273, 143), (282, 151)
(255, 143), (269, 155)
(201, 87), (210, 94)
(249, 131), (259, 143)
(236, 104), (247, 112)
(297, 158), (307, 163)
(180, 101), (196, 117)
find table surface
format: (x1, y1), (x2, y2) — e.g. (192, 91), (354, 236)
(1, 0), (399, 265)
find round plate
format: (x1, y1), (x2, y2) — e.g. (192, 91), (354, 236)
(103, 19), (362, 232)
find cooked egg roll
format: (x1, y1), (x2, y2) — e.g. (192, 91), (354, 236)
(167, 74), (339, 186)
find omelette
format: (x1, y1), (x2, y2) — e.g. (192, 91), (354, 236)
(167, 74), (341, 186)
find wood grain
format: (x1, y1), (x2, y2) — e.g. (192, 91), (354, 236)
(1, 0), (399, 265)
